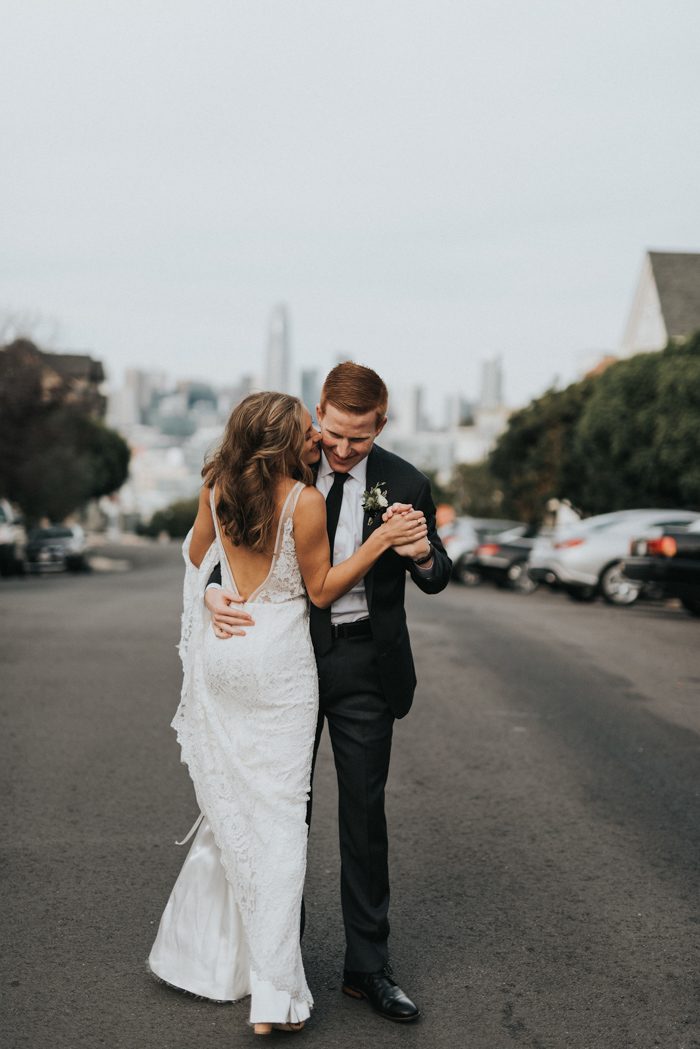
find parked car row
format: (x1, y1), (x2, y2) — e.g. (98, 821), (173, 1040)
(529, 509), (699, 605)
(440, 508), (700, 618)
(0, 502), (89, 577)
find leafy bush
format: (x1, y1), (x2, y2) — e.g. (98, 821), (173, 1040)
(142, 498), (199, 538)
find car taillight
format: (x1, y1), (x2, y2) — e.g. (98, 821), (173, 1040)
(478, 543), (500, 556)
(647, 536), (678, 557)
(554, 537), (585, 550)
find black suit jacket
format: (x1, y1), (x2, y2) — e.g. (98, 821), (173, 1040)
(207, 444), (451, 718)
(335, 444), (451, 717)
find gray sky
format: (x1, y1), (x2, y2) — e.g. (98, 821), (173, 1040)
(2, 0), (699, 411)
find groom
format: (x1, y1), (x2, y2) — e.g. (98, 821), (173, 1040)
(205, 362), (451, 1022)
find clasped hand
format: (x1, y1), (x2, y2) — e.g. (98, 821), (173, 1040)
(380, 503), (430, 560)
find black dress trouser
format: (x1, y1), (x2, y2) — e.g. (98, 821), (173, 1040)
(307, 633), (395, 974)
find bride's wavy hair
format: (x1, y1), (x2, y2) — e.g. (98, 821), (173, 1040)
(202, 392), (313, 552)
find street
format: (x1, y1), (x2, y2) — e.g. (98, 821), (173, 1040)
(2, 545), (700, 1049)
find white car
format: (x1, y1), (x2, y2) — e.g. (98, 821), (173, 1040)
(528, 508), (700, 605)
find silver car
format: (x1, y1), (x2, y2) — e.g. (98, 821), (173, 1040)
(528, 508), (700, 605)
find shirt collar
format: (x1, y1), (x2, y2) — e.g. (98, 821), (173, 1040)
(319, 451), (368, 487)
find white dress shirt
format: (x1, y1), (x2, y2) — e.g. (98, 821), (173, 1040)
(316, 451), (369, 624)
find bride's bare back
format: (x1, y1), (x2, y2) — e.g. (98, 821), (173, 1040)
(215, 480), (298, 602)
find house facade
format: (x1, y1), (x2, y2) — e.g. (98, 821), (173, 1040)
(620, 250), (700, 357)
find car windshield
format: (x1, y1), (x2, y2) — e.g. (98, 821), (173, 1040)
(30, 527), (73, 540)
(496, 526), (534, 541)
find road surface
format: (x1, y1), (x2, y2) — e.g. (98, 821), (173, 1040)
(2, 544), (699, 1048)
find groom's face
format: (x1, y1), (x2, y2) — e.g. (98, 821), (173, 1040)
(316, 402), (387, 474)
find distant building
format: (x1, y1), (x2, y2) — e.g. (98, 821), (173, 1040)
(0, 340), (106, 417)
(479, 356), (504, 410)
(107, 368), (168, 430)
(13, 342), (108, 418)
(265, 304), (292, 393)
(227, 373), (256, 410)
(300, 368), (321, 417)
(381, 361), (510, 481)
(621, 250), (700, 357)
(386, 384), (427, 435)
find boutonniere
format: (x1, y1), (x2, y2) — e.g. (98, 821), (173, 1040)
(361, 481), (389, 525)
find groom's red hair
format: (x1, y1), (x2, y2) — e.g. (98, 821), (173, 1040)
(320, 361), (388, 425)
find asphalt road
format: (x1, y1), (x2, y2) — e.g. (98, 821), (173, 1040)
(2, 545), (700, 1049)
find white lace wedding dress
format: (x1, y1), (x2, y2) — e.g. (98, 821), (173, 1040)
(148, 483), (318, 1024)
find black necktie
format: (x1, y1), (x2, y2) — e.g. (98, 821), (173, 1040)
(325, 471), (349, 565)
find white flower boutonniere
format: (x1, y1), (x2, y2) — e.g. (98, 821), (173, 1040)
(361, 481), (389, 525)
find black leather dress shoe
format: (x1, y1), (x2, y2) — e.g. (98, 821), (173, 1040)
(342, 965), (421, 1022)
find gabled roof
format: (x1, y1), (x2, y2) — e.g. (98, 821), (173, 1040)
(648, 251), (700, 340)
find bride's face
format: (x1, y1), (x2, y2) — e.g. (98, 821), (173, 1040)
(301, 408), (322, 466)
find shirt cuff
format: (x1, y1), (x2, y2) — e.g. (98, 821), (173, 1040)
(411, 548), (436, 577)
(205, 582), (223, 591)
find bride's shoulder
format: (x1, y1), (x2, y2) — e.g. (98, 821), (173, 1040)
(295, 484), (324, 511)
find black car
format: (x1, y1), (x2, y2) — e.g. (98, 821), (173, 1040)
(474, 526), (542, 594)
(439, 517), (522, 586)
(623, 522), (700, 617)
(25, 526), (88, 574)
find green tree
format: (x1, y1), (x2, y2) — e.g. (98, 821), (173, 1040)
(574, 333), (700, 512)
(143, 497), (199, 538)
(421, 469), (453, 507)
(0, 340), (130, 522)
(489, 379), (594, 522)
(447, 461), (505, 517)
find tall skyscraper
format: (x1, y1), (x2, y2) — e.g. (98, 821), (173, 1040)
(479, 356), (504, 409)
(265, 304), (292, 393)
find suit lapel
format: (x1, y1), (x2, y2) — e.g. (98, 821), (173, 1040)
(362, 445), (387, 612)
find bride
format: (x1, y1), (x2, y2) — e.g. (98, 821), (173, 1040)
(148, 391), (427, 1036)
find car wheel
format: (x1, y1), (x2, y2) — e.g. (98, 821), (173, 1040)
(681, 596), (700, 617)
(507, 560), (539, 594)
(565, 584), (597, 602)
(600, 561), (643, 606)
(455, 558), (481, 586)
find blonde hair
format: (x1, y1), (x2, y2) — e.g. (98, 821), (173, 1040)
(202, 392), (312, 552)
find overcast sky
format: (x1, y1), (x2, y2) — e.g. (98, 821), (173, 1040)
(2, 0), (699, 412)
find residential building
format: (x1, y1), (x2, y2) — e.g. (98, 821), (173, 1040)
(620, 250), (700, 357)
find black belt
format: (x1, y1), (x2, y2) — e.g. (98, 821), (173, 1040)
(330, 618), (372, 640)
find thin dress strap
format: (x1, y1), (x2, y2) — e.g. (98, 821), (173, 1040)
(209, 485), (236, 592)
(272, 481), (305, 555)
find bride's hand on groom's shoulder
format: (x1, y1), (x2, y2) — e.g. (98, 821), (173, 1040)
(205, 587), (255, 638)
